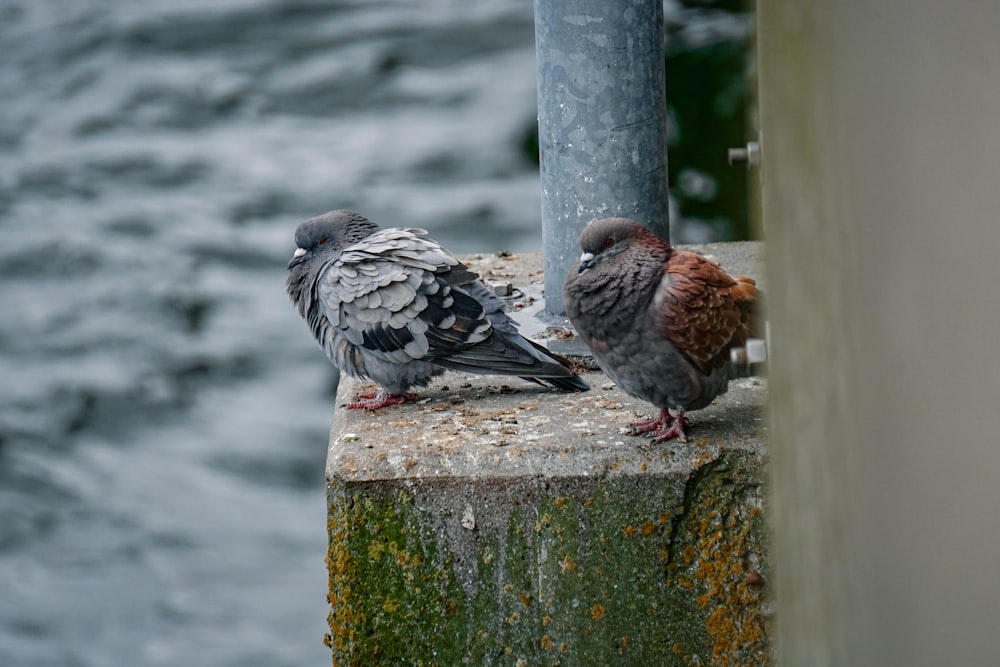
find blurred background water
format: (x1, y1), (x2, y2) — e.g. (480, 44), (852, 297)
(0, 1), (751, 665)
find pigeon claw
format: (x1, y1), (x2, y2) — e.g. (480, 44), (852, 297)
(346, 390), (418, 410)
(629, 408), (688, 444)
(628, 410), (670, 435)
(647, 417), (688, 444)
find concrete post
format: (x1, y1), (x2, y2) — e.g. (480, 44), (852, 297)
(324, 247), (771, 665)
(758, 2), (1000, 665)
(534, 0), (670, 316)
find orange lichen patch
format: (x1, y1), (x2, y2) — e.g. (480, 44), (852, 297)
(542, 614), (552, 627)
(618, 636), (631, 654)
(591, 604), (606, 621)
(641, 520), (657, 536)
(691, 448), (720, 470)
(558, 555), (577, 572)
(553, 496), (569, 509)
(386, 540), (422, 570)
(623, 524), (637, 538)
(367, 540), (385, 560)
(683, 546), (696, 566)
(668, 458), (770, 666)
(519, 592), (534, 608)
(540, 635), (555, 651)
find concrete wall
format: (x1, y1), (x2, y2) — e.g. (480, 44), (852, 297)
(758, 3), (1000, 665)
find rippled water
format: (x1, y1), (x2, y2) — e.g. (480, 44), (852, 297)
(0, 1), (749, 665)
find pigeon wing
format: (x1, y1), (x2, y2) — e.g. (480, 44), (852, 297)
(654, 249), (758, 374)
(317, 228), (493, 366)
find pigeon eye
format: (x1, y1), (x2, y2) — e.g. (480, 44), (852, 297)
(604, 238), (615, 249)
(318, 237), (327, 246)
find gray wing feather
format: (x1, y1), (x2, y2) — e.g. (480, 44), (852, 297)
(310, 226), (586, 393)
(316, 228), (476, 369)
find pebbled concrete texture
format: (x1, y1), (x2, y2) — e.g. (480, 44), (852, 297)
(324, 245), (770, 666)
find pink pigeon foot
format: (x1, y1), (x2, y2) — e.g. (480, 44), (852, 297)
(346, 390), (418, 410)
(629, 407), (689, 443)
(629, 408), (673, 435)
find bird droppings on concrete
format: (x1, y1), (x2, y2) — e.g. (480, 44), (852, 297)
(330, 370), (765, 483)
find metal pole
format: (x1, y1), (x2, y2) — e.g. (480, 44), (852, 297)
(534, 0), (670, 317)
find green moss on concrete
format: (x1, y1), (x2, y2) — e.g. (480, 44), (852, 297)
(531, 483), (670, 663)
(486, 504), (542, 663)
(326, 447), (770, 666)
(467, 533), (502, 663)
(326, 488), (468, 666)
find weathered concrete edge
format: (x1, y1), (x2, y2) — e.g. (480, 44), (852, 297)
(324, 243), (765, 485)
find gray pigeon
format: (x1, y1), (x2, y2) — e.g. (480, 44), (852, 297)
(287, 210), (589, 409)
(563, 217), (758, 443)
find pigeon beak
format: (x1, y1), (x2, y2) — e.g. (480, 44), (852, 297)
(288, 247), (308, 268)
(578, 252), (595, 272)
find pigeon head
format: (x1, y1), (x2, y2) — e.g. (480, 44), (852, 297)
(287, 210), (379, 270)
(286, 210), (381, 320)
(576, 217), (660, 273)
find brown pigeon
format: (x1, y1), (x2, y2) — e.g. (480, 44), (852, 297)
(563, 217), (758, 443)
(287, 210), (589, 410)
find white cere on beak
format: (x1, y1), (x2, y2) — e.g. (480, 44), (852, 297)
(580, 252), (594, 263)
(293, 247), (307, 259)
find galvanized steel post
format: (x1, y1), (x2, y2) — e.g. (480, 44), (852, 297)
(534, 0), (670, 316)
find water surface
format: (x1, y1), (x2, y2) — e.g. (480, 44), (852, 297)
(0, 2), (749, 664)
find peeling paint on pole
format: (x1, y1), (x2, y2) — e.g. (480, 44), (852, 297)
(534, 0), (670, 316)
